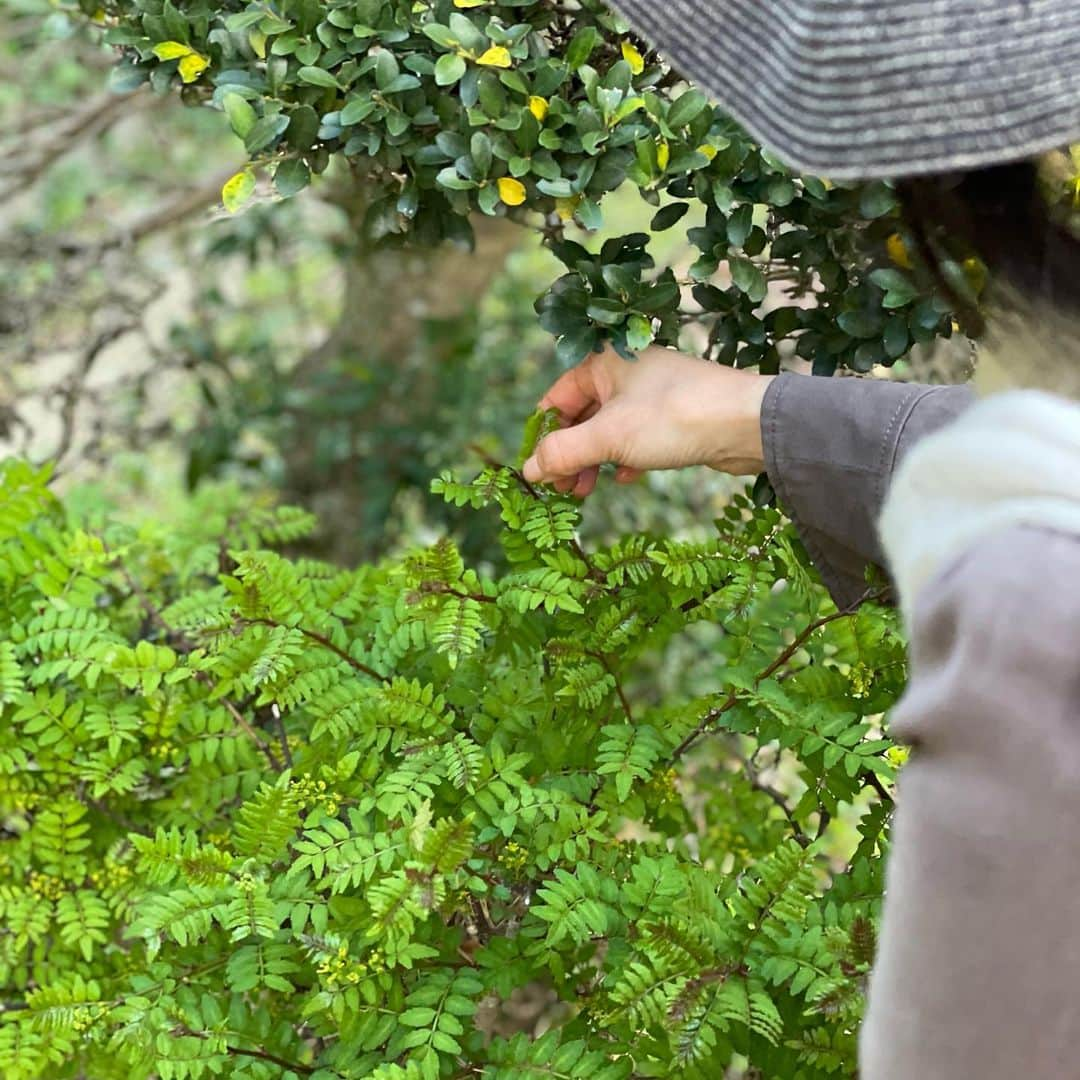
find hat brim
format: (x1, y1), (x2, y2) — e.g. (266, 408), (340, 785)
(610, 0), (1080, 179)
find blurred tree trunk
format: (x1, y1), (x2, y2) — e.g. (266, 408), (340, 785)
(283, 173), (522, 561)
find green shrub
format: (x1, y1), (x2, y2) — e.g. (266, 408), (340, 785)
(0, 453), (903, 1078)
(13, 3), (938, 1075)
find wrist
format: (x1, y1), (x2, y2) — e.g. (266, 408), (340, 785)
(697, 371), (774, 476)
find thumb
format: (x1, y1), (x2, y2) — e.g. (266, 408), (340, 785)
(522, 415), (614, 484)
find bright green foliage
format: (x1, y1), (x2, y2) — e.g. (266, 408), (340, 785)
(0, 455), (903, 1078)
(86, 0), (960, 374)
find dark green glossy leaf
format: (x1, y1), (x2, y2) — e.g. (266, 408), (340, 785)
(273, 157), (310, 197)
(650, 202), (689, 232)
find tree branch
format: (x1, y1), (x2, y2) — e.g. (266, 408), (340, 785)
(59, 168), (239, 256)
(0, 90), (143, 200)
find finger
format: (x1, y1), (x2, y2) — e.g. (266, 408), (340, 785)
(522, 415), (612, 484)
(573, 466), (600, 498)
(537, 347), (618, 422)
(553, 477), (576, 494)
(615, 467), (643, 484)
(575, 400), (601, 424)
(537, 365), (600, 424)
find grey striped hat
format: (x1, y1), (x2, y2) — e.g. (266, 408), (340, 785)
(611, 0), (1080, 179)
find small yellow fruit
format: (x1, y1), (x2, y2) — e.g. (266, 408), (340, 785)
(497, 177), (527, 206)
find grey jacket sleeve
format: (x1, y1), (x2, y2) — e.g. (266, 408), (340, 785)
(760, 373), (975, 607)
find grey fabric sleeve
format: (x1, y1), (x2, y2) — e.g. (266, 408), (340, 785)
(760, 372), (975, 607)
(860, 526), (1080, 1079)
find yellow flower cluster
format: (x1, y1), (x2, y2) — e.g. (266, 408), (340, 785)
(27, 871), (67, 901)
(88, 860), (133, 893)
(292, 775), (340, 817)
(848, 663), (873, 699)
(642, 767), (679, 805)
(0, 780), (40, 814)
(70, 1007), (96, 1034)
(316, 944), (385, 990)
(497, 840), (528, 873)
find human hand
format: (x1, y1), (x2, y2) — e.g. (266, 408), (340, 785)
(521, 344), (774, 497)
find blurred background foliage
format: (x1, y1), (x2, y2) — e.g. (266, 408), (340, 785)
(2, 0), (747, 567)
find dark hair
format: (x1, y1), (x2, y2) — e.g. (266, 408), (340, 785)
(897, 158), (1080, 335)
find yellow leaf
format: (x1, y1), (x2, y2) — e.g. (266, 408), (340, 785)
(222, 170), (256, 214)
(962, 256), (988, 297)
(497, 177), (527, 206)
(886, 233), (913, 270)
(248, 29), (267, 58)
(621, 41), (645, 75)
(178, 52), (209, 83)
(152, 40), (193, 60)
(91, 8), (106, 23)
(555, 195), (581, 222)
(454, 0), (486, 5)
(477, 46), (511, 68)
(696, 144), (718, 162)
(656, 138), (670, 171)
(528, 96), (549, 123)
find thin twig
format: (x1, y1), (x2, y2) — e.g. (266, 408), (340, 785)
(270, 704), (294, 769)
(243, 618), (388, 683)
(219, 691), (283, 772)
(225, 1046), (317, 1074)
(734, 747), (810, 847)
(431, 584), (497, 605)
(589, 651), (634, 722)
(51, 323), (137, 470)
(670, 588), (887, 763)
(862, 769), (894, 805)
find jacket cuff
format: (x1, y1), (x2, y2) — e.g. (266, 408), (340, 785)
(760, 372), (974, 609)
